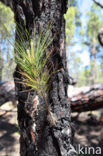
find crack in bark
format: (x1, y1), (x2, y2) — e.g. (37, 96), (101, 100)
(10, 0), (74, 155)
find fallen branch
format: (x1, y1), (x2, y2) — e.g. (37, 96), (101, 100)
(1, 81), (103, 113)
(68, 84), (103, 112)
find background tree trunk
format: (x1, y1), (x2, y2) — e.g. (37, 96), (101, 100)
(90, 36), (97, 85)
(0, 46), (3, 82)
(8, 1), (74, 156)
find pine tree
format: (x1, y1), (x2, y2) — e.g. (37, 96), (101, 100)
(0, 1), (75, 155)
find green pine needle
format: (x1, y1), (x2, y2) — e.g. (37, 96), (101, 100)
(15, 29), (53, 96)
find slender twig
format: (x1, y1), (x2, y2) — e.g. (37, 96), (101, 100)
(93, 0), (103, 8)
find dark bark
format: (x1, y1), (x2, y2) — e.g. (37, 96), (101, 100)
(93, 0), (103, 8)
(1, 82), (103, 113)
(93, 0), (103, 47)
(6, 1), (74, 156)
(68, 84), (103, 113)
(98, 27), (103, 46)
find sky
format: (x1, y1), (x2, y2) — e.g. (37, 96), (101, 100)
(67, 0), (93, 68)
(73, 0), (103, 67)
(67, 0), (102, 68)
(2, 0), (103, 67)
(75, 0), (93, 67)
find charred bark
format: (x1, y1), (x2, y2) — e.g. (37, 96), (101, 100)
(1, 82), (103, 113)
(5, 0), (74, 156)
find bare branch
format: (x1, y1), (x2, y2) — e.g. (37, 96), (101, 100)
(93, 0), (103, 8)
(68, 84), (103, 112)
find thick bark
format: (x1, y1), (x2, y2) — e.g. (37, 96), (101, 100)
(68, 84), (103, 113)
(10, 1), (74, 156)
(1, 82), (103, 113)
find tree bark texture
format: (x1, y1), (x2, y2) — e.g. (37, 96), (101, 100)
(68, 84), (103, 113)
(1, 81), (103, 113)
(4, 1), (74, 156)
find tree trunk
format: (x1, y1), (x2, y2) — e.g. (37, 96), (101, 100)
(0, 46), (3, 82)
(11, 1), (74, 156)
(98, 27), (103, 46)
(90, 37), (97, 85)
(1, 82), (103, 113)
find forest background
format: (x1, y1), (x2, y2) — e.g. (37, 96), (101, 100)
(0, 0), (103, 87)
